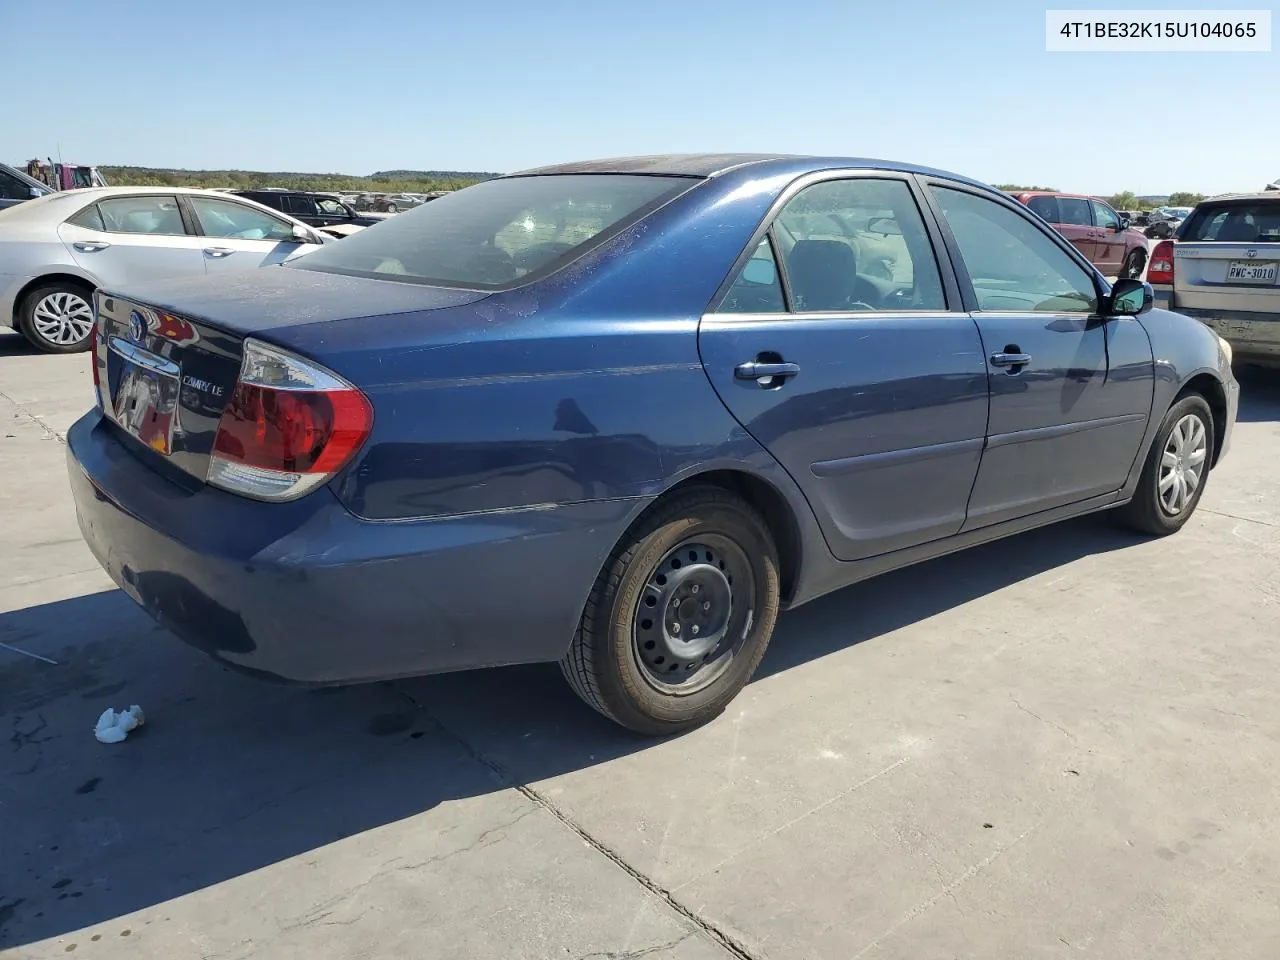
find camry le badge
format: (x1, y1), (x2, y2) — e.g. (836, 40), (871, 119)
(128, 311), (147, 341)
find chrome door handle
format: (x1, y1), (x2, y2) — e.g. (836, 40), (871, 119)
(734, 360), (801, 385)
(204, 247), (234, 258)
(990, 352), (1033, 367)
(73, 241), (111, 252)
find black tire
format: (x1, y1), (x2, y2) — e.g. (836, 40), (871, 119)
(1116, 394), (1215, 536)
(17, 281), (96, 354)
(560, 487), (781, 736)
(1122, 248), (1147, 280)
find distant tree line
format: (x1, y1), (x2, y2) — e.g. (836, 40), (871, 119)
(1108, 190), (1206, 210)
(97, 166), (500, 193)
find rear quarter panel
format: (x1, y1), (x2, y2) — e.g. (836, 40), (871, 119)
(262, 165), (814, 524)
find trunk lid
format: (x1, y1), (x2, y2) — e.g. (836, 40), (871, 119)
(92, 268), (491, 486)
(1173, 240), (1280, 314)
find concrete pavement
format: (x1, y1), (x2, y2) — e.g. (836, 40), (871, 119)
(2, 329), (1279, 959)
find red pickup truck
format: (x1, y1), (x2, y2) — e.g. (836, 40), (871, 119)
(1010, 191), (1149, 280)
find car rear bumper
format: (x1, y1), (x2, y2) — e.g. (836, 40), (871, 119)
(1179, 307), (1280, 360)
(67, 410), (640, 684)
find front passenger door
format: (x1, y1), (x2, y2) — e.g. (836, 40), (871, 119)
(1055, 196), (1099, 264)
(926, 184), (1154, 528)
(184, 196), (312, 272)
(1090, 201), (1124, 275)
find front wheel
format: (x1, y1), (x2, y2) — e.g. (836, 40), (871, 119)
(560, 488), (781, 736)
(1116, 394), (1214, 536)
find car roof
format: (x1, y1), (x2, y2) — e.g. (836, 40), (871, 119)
(1198, 192), (1280, 203)
(1010, 190), (1101, 201)
(507, 152), (990, 187)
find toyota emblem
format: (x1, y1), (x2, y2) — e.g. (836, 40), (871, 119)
(129, 310), (147, 341)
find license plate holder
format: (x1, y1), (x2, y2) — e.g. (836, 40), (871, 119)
(1225, 260), (1278, 284)
(108, 338), (181, 457)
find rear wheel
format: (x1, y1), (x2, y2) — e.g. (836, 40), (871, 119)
(1116, 394), (1214, 536)
(1121, 248), (1147, 280)
(18, 282), (95, 354)
(560, 488), (781, 736)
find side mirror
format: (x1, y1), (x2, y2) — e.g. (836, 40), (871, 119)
(29, 186), (45, 198)
(1116, 218), (1128, 232)
(292, 223), (319, 244)
(1107, 277), (1153, 316)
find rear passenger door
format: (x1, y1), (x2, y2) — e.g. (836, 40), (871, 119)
(699, 174), (990, 562)
(58, 195), (208, 288)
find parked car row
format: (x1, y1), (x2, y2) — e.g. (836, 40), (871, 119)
(0, 188), (334, 352)
(58, 153), (1238, 735)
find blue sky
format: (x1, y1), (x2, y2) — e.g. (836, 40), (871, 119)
(3, 0), (1275, 194)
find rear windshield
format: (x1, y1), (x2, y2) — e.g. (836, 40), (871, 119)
(1181, 202), (1280, 243)
(288, 174), (696, 289)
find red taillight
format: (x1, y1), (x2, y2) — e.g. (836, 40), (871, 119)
(208, 339), (372, 502)
(1148, 240), (1175, 284)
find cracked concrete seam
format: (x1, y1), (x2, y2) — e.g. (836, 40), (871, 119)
(389, 682), (760, 960)
(0, 388), (65, 443)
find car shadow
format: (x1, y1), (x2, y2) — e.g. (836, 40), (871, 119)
(0, 512), (1144, 949)
(0, 330), (43, 357)
(1234, 363), (1280, 422)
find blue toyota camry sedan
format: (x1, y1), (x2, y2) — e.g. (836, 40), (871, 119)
(67, 154), (1239, 735)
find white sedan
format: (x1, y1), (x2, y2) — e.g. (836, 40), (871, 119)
(0, 187), (330, 353)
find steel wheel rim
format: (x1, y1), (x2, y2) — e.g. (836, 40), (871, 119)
(1158, 414), (1208, 515)
(31, 291), (93, 346)
(631, 535), (756, 695)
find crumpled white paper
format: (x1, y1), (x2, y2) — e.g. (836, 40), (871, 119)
(94, 705), (146, 744)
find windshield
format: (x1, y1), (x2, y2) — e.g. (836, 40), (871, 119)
(288, 174), (696, 289)
(1181, 201), (1280, 243)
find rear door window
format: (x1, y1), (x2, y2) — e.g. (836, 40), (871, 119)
(1056, 198), (1092, 226)
(768, 177), (946, 311)
(66, 203), (106, 231)
(1027, 196), (1059, 222)
(283, 195), (319, 217)
(718, 237), (786, 313)
(1182, 203), (1280, 243)
(97, 196), (188, 235)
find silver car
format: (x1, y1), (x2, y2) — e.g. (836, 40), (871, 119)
(1149, 192), (1280, 365)
(0, 187), (328, 353)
